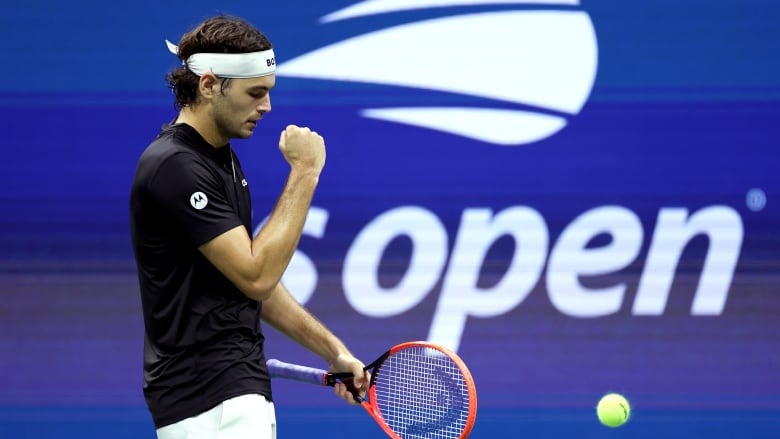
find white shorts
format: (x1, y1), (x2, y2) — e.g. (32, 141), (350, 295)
(156, 394), (276, 439)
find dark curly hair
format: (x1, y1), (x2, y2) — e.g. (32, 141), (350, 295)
(166, 15), (273, 110)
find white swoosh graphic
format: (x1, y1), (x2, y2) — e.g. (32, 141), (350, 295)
(322, 0), (580, 23)
(362, 107), (567, 145)
(277, 11), (597, 114)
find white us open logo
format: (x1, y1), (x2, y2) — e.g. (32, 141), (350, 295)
(276, 0), (598, 145)
(190, 191), (208, 210)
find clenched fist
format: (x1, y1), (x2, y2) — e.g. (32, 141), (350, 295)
(278, 125), (326, 174)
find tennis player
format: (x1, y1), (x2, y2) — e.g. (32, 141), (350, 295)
(129, 15), (369, 438)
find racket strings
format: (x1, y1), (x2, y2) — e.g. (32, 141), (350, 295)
(373, 346), (470, 438)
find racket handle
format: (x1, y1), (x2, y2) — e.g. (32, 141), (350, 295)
(266, 359), (330, 386)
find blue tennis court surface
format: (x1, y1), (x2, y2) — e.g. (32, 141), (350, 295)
(1, 407), (778, 438)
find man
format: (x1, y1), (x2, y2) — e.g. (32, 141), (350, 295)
(129, 15), (368, 438)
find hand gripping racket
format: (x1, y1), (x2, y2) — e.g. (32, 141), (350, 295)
(267, 341), (478, 439)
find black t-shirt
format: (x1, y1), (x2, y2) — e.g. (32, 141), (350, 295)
(129, 123), (272, 428)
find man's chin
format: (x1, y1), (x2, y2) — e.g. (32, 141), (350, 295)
(234, 129), (255, 139)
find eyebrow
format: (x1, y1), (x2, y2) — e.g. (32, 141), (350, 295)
(247, 84), (274, 93)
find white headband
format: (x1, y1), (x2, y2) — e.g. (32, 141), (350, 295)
(165, 40), (276, 78)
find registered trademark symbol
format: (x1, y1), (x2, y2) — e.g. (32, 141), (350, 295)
(746, 188), (766, 212)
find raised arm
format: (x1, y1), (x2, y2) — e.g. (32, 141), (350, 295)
(199, 125), (325, 301)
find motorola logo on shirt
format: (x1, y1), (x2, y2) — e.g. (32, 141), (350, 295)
(190, 191), (208, 210)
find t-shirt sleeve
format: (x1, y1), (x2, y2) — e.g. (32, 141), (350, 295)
(149, 152), (244, 247)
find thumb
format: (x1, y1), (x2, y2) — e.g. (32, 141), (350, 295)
(352, 365), (368, 390)
(353, 366), (364, 385)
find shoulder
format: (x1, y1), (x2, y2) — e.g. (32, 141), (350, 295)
(141, 130), (197, 165)
(136, 135), (208, 182)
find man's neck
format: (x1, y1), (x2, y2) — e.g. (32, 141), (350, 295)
(176, 108), (228, 148)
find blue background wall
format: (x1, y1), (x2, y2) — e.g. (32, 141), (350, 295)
(1, 1), (779, 437)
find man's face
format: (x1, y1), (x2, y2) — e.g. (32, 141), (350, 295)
(210, 75), (276, 140)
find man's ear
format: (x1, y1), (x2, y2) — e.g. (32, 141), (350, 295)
(199, 73), (219, 100)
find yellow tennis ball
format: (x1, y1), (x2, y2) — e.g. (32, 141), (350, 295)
(596, 393), (630, 427)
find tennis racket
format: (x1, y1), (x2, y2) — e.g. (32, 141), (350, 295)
(267, 341), (477, 439)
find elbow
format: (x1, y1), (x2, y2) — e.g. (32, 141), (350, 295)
(242, 277), (278, 301)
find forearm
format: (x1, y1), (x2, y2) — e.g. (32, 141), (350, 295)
(246, 170), (320, 293)
(261, 283), (352, 365)
(263, 283), (369, 403)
